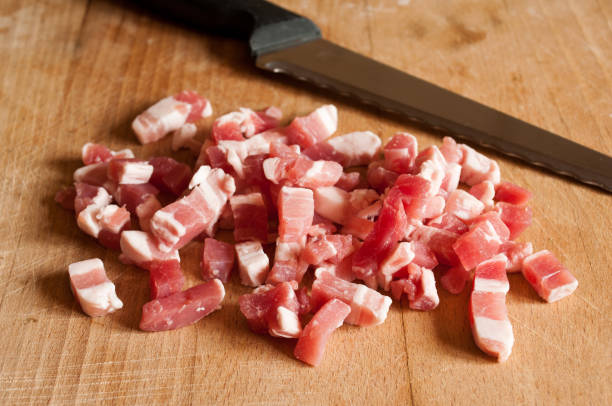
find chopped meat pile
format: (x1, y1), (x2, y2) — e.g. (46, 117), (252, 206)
(57, 92), (578, 365)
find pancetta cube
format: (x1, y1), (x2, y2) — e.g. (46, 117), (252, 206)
(495, 202), (532, 240)
(495, 181), (532, 205)
(522, 250), (578, 303)
(148, 157), (193, 196)
(286, 105), (338, 149)
(277, 186), (314, 243)
(384, 132), (418, 174)
(230, 193), (268, 243)
(68, 258), (123, 317)
(267, 237), (309, 285)
(236, 241), (270, 287)
(202, 238), (235, 283)
(148, 260), (184, 300)
(453, 219), (508, 270)
(377, 242), (415, 291)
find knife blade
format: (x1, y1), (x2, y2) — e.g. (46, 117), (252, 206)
(138, 0), (612, 193)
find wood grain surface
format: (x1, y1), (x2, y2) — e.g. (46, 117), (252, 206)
(0, 0), (610, 404)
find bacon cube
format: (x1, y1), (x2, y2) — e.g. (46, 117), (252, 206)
(445, 189), (485, 221)
(140, 279), (225, 331)
(410, 241), (439, 269)
(313, 186), (350, 224)
(148, 157), (193, 196)
(495, 181), (532, 205)
(74, 182), (112, 214)
(114, 183), (159, 213)
(439, 136), (463, 164)
(68, 258), (123, 317)
(499, 241), (533, 272)
(236, 241), (270, 287)
(73, 162), (109, 187)
(410, 268), (439, 311)
(132, 95), (192, 144)
(522, 250), (578, 302)
(377, 242), (415, 291)
(286, 105), (338, 149)
(202, 238), (235, 283)
(459, 144), (500, 186)
(230, 193), (268, 243)
(440, 265), (470, 294)
(171, 123), (198, 152)
(301, 234), (354, 266)
(148, 260), (184, 300)
(325, 131), (381, 167)
(469, 181), (495, 208)
(411, 225), (460, 266)
(367, 160), (399, 194)
(135, 195), (162, 232)
(384, 132), (418, 174)
(119, 230), (180, 272)
(267, 237), (309, 285)
(426, 212), (468, 235)
(453, 219), (508, 270)
(495, 202), (532, 240)
(174, 90), (213, 122)
(81, 143), (135, 165)
(278, 186), (314, 243)
(335, 171), (362, 191)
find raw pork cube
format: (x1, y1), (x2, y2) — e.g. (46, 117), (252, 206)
(426, 213), (468, 235)
(174, 90), (213, 123)
(277, 186), (314, 242)
(384, 132), (418, 174)
(73, 162), (109, 187)
(114, 183), (159, 213)
(335, 172), (361, 191)
(294, 299), (351, 366)
(410, 268), (439, 311)
(148, 260), (184, 300)
(136, 195), (162, 232)
(148, 157), (193, 196)
(367, 161), (399, 193)
(469, 181), (495, 208)
(286, 105), (338, 148)
(459, 144), (500, 185)
(499, 241), (533, 272)
(522, 250), (578, 302)
(202, 238), (235, 283)
(313, 186), (350, 225)
(325, 131), (381, 167)
(132, 95), (192, 144)
(74, 182), (112, 214)
(411, 225), (460, 266)
(230, 193), (268, 243)
(470, 254), (514, 362)
(495, 181), (532, 205)
(495, 202), (532, 240)
(140, 279), (225, 331)
(267, 238), (309, 285)
(301, 234), (354, 266)
(377, 242), (415, 291)
(439, 136), (464, 164)
(68, 258), (123, 317)
(81, 143), (134, 165)
(119, 230), (181, 272)
(236, 241), (270, 287)
(212, 107), (280, 142)
(410, 241), (439, 269)
(239, 282), (301, 338)
(445, 189), (485, 221)
(311, 270), (392, 327)
(453, 219), (508, 270)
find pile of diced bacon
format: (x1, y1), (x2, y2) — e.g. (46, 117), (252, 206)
(56, 91), (579, 366)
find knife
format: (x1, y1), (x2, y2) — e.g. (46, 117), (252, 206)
(137, 0), (612, 193)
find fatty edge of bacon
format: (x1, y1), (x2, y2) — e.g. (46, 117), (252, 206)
(522, 250), (578, 303)
(68, 258), (123, 317)
(236, 241), (270, 287)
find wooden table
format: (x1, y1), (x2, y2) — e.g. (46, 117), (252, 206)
(1, 0), (610, 404)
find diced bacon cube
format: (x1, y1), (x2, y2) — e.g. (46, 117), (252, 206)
(302, 141), (346, 165)
(294, 298), (351, 367)
(267, 237), (309, 285)
(140, 279), (225, 331)
(348, 189), (380, 212)
(132, 95), (192, 144)
(308, 215), (338, 237)
(469, 181), (495, 208)
(394, 174), (436, 219)
(411, 225), (460, 266)
(171, 123), (198, 152)
(230, 193), (268, 243)
(495, 181), (532, 205)
(440, 163), (461, 194)
(174, 90), (212, 122)
(55, 186), (76, 211)
(468, 211), (511, 242)
(107, 159), (153, 185)
(98, 204), (130, 234)
(239, 282), (301, 337)
(114, 183), (159, 213)
(148, 157), (193, 196)
(278, 186), (314, 243)
(202, 238), (235, 283)
(148, 260), (184, 300)
(440, 265), (470, 294)
(495, 202), (532, 240)
(426, 212), (468, 235)
(522, 250), (578, 303)
(453, 219), (506, 270)
(311, 270), (392, 327)
(302, 234), (353, 266)
(74, 162), (109, 187)
(410, 241), (439, 269)
(340, 216), (375, 240)
(79, 203), (128, 242)
(470, 254), (513, 362)
(119, 230), (180, 271)
(384, 132), (418, 174)
(459, 144), (500, 186)
(422, 195), (446, 220)
(74, 182), (112, 214)
(212, 107), (281, 142)
(236, 241), (270, 287)
(377, 242), (415, 291)
(313, 186), (349, 225)
(439, 136), (463, 164)
(296, 287), (312, 315)
(445, 189), (485, 221)
(410, 268), (439, 311)
(286, 105), (338, 148)
(335, 171), (361, 191)
(367, 160), (399, 193)
(68, 258), (123, 317)
(291, 158), (344, 189)
(135, 195), (162, 232)
(324, 131), (381, 167)
(81, 143), (113, 165)
(499, 241), (533, 273)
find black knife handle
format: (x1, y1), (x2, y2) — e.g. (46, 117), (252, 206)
(138, 0), (321, 56)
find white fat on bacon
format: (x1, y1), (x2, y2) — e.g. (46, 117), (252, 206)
(171, 123), (197, 152)
(236, 241), (270, 287)
(132, 96), (191, 144)
(377, 242), (415, 292)
(326, 131), (382, 167)
(445, 189), (485, 221)
(68, 258), (123, 317)
(270, 306), (302, 338)
(313, 186), (350, 225)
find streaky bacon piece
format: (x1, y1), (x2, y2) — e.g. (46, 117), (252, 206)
(294, 298), (351, 367)
(212, 107), (281, 142)
(313, 186), (349, 225)
(236, 241), (270, 287)
(311, 270), (392, 327)
(453, 217), (509, 270)
(410, 268), (439, 310)
(136, 195), (162, 232)
(74, 162), (109, 187)
(148, 157), (193, 196)
(470, 254), (514, 362)
(202, 238), (235, 283)
(107, 159), (153, 185)
(301, 234), (354, 266)
(150, 166), (235, 249)
(81, 143), (112, 165)
(459, 144), (500, 186)
(140, 279), (225, 331)
(230, 193), (268, 243)
(74, 182), (112, 214)
(367, 160), (399, 193)
(390, 263), (421, 301)
(495, 202), (532, 240)
(239, 282), (301, 338)
(377, 242), (415, 291)
(522, 250), (578, 302)
(55, 186), (76, 211)
(286, 105), (338, 149)
(384, 132), (418, 173)
(132, 95), (192, 144)
(439, 136), (463, 164)
(444, 189), (485, 221)
(148, 260), (184, 300)
(440, 265), (470, 294)
(499, 241), (533, 273)
(119, 230), (181, 271)
(277, 187), (314, 242)
(267, 237), (309, 285)
(171, 123), (197, 151)
(427, 212), (468, 235)
(114, 183), (159, 213)
(467, 211), (511, 242)
(410, 241), (439, 269)
(98, 204), (130, 234)
(68, 258), (123, 317)
(411, 225), (460, 266)
(335, 171), (361, 191)
(495, 181), (532, 205)
(470, 181), (495, 208)
(174, 90), (212, 123)
(323, 131), (381, 167)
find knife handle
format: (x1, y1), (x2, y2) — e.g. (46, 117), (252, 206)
(137, 0), (321, 56)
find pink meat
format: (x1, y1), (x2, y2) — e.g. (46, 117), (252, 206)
(55, 186), (76, 211)
(81, 143), (135, 165)
(453, 218), (509, 270)
(340, 216), (375, 241)
(148, 260), (184, 300)
(522, 250), (578, 303)
(119, 230), (181, 272)
(174, 90), (212, 123)
(294, 298), (351, 367)
(499, 241), (533, 273)
(308, 215), (338, 237)
(140, 279), (225, 331)
(459, 144), (500, 186)
(469, 181), (495, 208)
(367, 160), (399, 193)
(286, 105), (338, 149)
(114, 183), (159, 213)
(132, 95), (192, 144)
(467, 211), (511, 242)
(313, 186), (350, 224)
(440, 163), (462, 195)
(410, 240), (439, 269)
(296, 287), (312, 315)
(495, 202), (532, 240)
(98, 204), (130, 234)
(409, 268), (439, 311)
(426, 212), (468, 235)
(444, 189), (485, 221)
(202, 238), (235, 283)
(149, 166), (235, 250)
(440, 265), (470, 294)
(301, 234), (354, 266)
(321, 131), (381, 167)
(236, 241), (270, 287)
(377, 242), (415, 291)
(74, 182), (112, 214)
(422, 195), (446, 220)
(171, 123), (198, 152)
(230, 193), (268, 243)
(135, 195), (162, 232)
(107, 159), (154, 185)
(277, 186), (314, 243)
(73, 162), (109, 187)
(267, 237), (309, 285)
(384, 132), (418, 173)
(239, 282), (302, 338)
(148, 157), (193, 196)
(411, 225), (460, 266)
(439, 136), (463, 164)
(335, 172), (361, 191)
(495, 181), (532, 205)
(311, 270), (392, 327)
(212, 107), (280, 142)
(470, 254), (514, 362)
(68, 258), (123, 317)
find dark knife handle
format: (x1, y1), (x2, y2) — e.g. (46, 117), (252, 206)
(138, 0), (321, 56)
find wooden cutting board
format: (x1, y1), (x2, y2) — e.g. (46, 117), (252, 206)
(0, 0), (610, 404)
